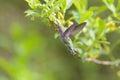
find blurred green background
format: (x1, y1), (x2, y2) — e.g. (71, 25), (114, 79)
(0, 0), (120, 80)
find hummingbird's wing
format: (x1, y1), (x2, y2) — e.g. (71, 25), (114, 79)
(63, 22), (87, 37)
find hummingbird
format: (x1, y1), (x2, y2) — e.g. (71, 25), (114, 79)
(56, 20), (86, 55)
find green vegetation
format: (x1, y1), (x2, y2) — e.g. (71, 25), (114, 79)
(0, 0), (120, 80)
(25, 0), (120, 65)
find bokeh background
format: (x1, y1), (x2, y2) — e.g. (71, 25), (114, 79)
(0, 0), (120, 80)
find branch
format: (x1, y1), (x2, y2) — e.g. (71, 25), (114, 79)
(86, 58), (116, 65)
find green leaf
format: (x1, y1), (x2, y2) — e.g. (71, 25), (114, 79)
(60, 0), (66, 13)
(80, 11), (93, 22)
(93, 6), (107, 16)
(89, 30), (95, 40)
(46, 0), (62, 16)
(96, 18), (106, 39)
(73, 0), (87, 14)
(60, 0), (73, 12)
(25, 9), (40, 20)
(71, 11), (80, 23)
(25, 0), (41, 9)
(44, 0), (54, 7)
(102, 0), (114, 4)
(116, 0), (120, 11)
(73, 0), (81, 13)
(102, 0), (116, 14)
(65, 0), (73, 9)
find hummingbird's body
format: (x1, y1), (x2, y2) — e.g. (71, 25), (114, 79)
(56, 20), (86, 55)
(57, 25), (76, 55)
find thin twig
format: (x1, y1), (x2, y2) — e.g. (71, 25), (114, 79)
(86, 58), (115, 65)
